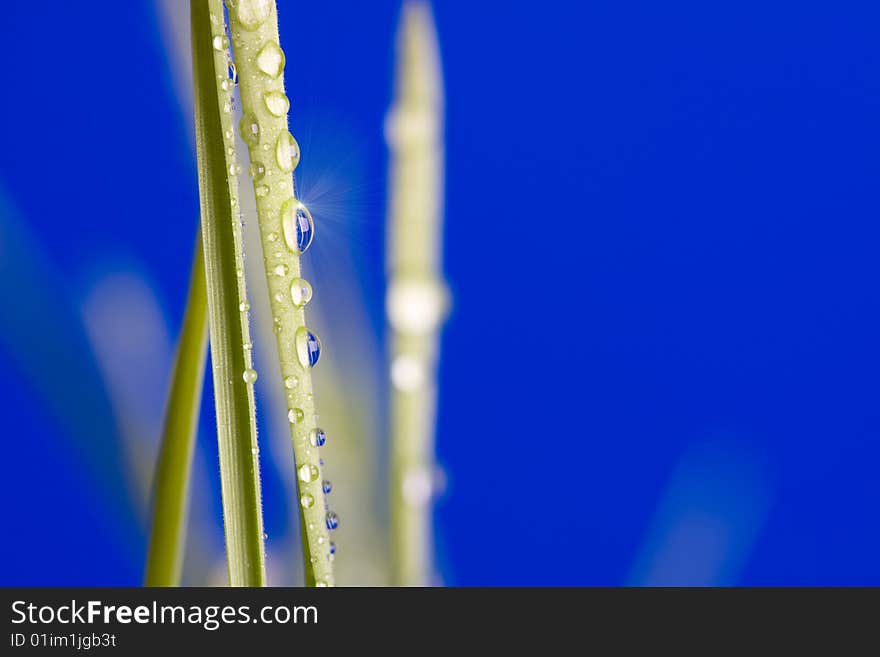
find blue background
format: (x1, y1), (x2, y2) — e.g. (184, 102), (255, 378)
(3, 0), (880, 585)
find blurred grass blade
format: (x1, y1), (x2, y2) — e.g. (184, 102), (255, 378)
(386, 1), (449, 586)
(144, 234), (209, 586)
(191, 0), (266, 586)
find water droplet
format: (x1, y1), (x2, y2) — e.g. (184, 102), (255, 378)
(243, 342), (252, 351)
(212, 35), (228, 51)
(295, 327), (322, 368)
(329, 541), (336, 555)
(298, 463), (319, 483)
(325, 511), (339, 531)
(239, 113), (260, 146)
(255, 185), (270, 198)
(288, 407), (304, 424)
(255, 41), (285, 78)
(235, 0), (271, 31)
(322, 480), (332, 494)
(315, 580), (328, 588)
(220, 79), (231, 92)
(281, 200), (314, 254)
(251, 446), (259, 456)
(263, 90), (290, 117)
(290, 278), (313, 307)
(273, 263), (288, 277)
(229, 162), (241, 176)
(239, 301), (250, 312)
(309, 428), (326, 447)
(262, 532), (268, 540)
(300, 492), (315, 509)
(249, 161), (266, 181)
(224, 129), (233, 140)
(222, 101), (232, 114)
(242, 368), (258, 384)
(284, 375), (299, 389)
(275, 131), (300, 172)
(227, 62), (238, 84)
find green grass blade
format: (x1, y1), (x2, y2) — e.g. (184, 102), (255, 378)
(386, 1), (449, 586)
(144, 234), (209, 587)
(191, 0), (266, 586)
(225, 0), (335, 587)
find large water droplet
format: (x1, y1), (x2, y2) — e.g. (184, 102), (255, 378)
(300, 492), (315, 509)
(281, 200), (314, 254)
(290, 278), (313, 307)
(263, 90), (290, 117)
(295, 327), (322, 368)
(255, 184), (270, 198)
(212, 35), (228, 51)
(235, 0), (271, 31)
(322, 480), (332, 495)
(325, 511), (339, 531)
(284, 375), (299, 389)
(275, 131), (300, 172)
(309, 428), (326, 447)
(239, 113), (260, 146)
(255, 41), (285, 78)
(288, 407), (304, 424)
(242, 368), (258, 384)
(298, 463), (319, 483)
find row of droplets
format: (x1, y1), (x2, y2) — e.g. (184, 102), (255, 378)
(221, 1), (339, 576)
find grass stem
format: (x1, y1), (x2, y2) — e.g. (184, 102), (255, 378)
(225, 0), (335, 587)
(386, 1), (449, 586)
(144, 234), (209, 587)
(192, 0), (266, 586)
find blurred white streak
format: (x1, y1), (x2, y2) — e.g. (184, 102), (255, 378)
(154, 0), (194, 133)
(80, 272), (172, 515)
(627, 438), (772, 586)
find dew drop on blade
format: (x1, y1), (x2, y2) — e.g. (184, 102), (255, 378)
(281, 199), (314, 254)
(263, 90), (290, 117)
(242, 368), (258, 384)
(275, 131), (300, 172)
(298, 463), (319, 483)
(235, 0), (271, 31)
(290, 277), (313, 307)
(295, 327), (322, 368)
(239, 113), (260, 146)
(325, 511), (339, 531)
(309, 428), (326, 447)
(255, 41), (285, 78)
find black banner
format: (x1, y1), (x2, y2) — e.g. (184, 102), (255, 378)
(0, 587), (876, 651)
